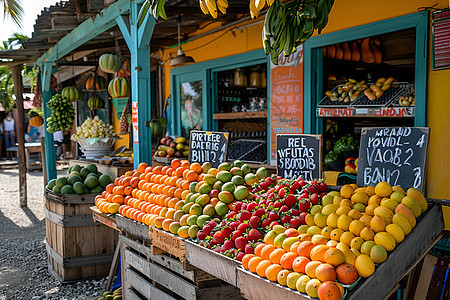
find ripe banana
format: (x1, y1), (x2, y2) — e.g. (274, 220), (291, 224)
(249, 0), (260, 19)
(217, 0), (229, 8)
(217, 0), (227, 14)
(199, 0), (209, 14)
(206, 0), (218, 18)
(255, 0), (266, 11)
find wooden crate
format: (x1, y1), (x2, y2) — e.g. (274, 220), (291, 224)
(238, 205), (444, 300)
(120, 234), (242, 300)
(116, 213), (150, 242)
(184, 240), (241, 287)
(149, 226), (186, 263)
(45, 188), (118, 282)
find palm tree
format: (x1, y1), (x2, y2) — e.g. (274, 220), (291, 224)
(1, 0), (24, 28)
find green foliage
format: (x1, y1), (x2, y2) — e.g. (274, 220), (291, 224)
(0, 0), (24, 28)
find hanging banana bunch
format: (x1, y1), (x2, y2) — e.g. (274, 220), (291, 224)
(137, 0), (167, 27)
(200, 0), (228, 19)
(262, 0), (335, 64)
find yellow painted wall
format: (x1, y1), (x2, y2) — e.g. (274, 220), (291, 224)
(113, 105), (130, 150)
(161, 1), (450, 220)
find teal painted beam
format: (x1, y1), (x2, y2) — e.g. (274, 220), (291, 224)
(115, 15), (132, 49)
(414, 12), (429, 127)
(127, 0), (155, 168)
(41, 62), (57, 182)
(35, 0), (132, 67)
(137, 7), (155, 49)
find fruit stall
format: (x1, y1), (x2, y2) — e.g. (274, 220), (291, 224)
(23, 0), (450, 298)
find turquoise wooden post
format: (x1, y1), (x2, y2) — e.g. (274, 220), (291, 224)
(118, 1), (155, 168)
(41, 62), (57, 182)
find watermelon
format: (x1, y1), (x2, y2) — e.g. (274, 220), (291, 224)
(99, 54), (122, 74)
(108, 77), (130, 98)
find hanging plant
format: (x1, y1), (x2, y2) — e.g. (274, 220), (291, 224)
(262, 0), (335, 64)
(61, 86), (83, 101)
(99, 54), (122, 74)
(108, 77), (131, 98)
(85, 75), (107, 90)
(137, 0), (167, 25)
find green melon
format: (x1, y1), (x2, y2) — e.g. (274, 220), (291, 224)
(98, 174), (112, 188)
(52, 185), (61, 193)
(47, 179), (57, 190)
(56, 177), (68, 188)
(61, 185), (75, 194)
(86, 164), (97, 173)
(90, 185), (103, 194)
(71, 165), (82, 173)
(80, 168), (91, 179)
(67, 175), (82, 186)
(73, 182), (86, 195)
(84, 176), (98, 189)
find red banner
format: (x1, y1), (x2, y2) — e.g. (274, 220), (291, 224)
(270, 47), (304, 164)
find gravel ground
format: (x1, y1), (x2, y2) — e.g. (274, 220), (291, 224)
(0, 167), (107, 300)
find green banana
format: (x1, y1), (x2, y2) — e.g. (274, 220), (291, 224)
(137, 0), (150, 27)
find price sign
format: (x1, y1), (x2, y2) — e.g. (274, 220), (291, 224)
(357, 127), (429, 191)
(189, 130), (229, 168)
(276, 134), (322, 180)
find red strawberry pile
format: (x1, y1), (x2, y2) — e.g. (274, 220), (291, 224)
(193, 175), (327, 261)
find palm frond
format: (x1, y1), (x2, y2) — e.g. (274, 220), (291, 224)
(2, 0), (24, 28)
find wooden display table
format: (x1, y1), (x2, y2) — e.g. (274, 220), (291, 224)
(69, 159), (133, 180)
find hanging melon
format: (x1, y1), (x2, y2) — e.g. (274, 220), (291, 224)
(108, 77), (130, 98)
(87, 96), (105, 109)
(61, 86), (82, 101)
(99, 54), (122, 74)
(85, 75), (107, 90)
(29, 116), (43, 127)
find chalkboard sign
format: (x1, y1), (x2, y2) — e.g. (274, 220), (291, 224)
(189, 130), (229, 168)
(276, 134), (322, 181)
(357, 127), (429, 191)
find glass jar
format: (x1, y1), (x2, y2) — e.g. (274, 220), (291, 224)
(260, 71), (267, 88)
(234, 68), (246, 86)
(249, 68), (261, 87)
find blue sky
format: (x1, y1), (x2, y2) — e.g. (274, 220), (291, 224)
(0, 0), (57, 42)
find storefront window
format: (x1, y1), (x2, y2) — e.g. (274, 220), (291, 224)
(180, 81), (202, 137)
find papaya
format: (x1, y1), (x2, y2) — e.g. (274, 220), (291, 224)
(361, 38), (375, 63)
(364, 89), (376, 101)
(335, 44), (344, 60)
(371, 38), (383, 63)
(350, 41), (360, 62)
(394, 204), (416, 228)
(342, 42), (351, 61)
(406, 188), (428, 213)
(401, 196), (421, 218)
(327, 44), (336, 59)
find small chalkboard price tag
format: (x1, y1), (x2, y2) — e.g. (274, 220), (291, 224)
(357, 127), (430, 191)
(276, 134), (322, 181)
(189, 130), (229, 168)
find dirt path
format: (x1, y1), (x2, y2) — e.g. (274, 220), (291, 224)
(0, 168), (106, 300)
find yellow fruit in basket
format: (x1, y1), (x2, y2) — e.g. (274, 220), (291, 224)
(375, 182), (393, 197)
(359, 214), (373, 227)
(370, 215), (386, 233)
(339, 199), (353, 207)
(330, 229), (344, 241)
(380, 199), (399, 212)
(392, 213), (412, 235)
(337, 215), (353, 231)
(314, 213), (328, 228)
(322, 204), (339, 215)
(340, 232), (355, 247)
(374, 206), (394, 224)
(351, 192), (369, 205)
(307, 226), (322, 237)
(360, 227), (375, 241)
(353, 203), (366, 213)
(368, 195), (382, 205)
(296, 275), (311, 293)
(348, 209), (362, 220)
(327, 213), (340, 228)
(392, 186), (406, 194)
(374, 232), (396, 252)
(350, 237), (365, 250)
(349, 220), (365, 236)
(370, 245), (387, 264)
(321, 194), (334, 206)
(390, 191), (405, 203)
(310, 205), (323, 215)
(350, 184), (359, 190)
(365, 203), (379, 216)
(365, 186), (376, 196)
(340, 185), (354, 199)
(395, 204), (417, 228)
(385, 224), (405, 243)
(336, 206), (352, 216)
(355, 254), (375, 277)
(321, 226), (333, 239)
(360, 241), (376, 255)
(333, 195), (344, 205)
(401, 196), (422, 218)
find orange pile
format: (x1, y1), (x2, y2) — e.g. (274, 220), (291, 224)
(95, 159), (201, 225)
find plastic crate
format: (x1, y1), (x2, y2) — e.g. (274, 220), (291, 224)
(433, 238), (450, 252)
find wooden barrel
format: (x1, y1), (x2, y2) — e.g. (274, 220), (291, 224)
(44, 188), (118, 282)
